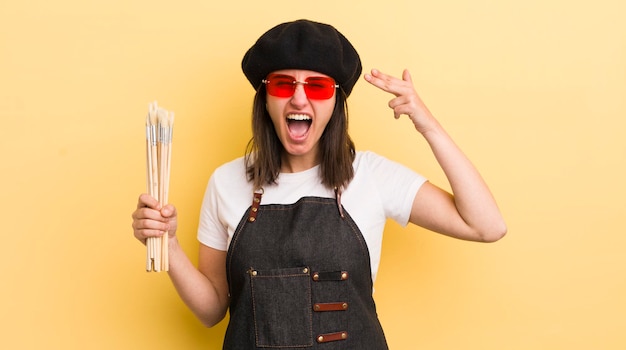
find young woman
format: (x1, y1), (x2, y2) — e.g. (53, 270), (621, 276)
(132, 19), (506, 349)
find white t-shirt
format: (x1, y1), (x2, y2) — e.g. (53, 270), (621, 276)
(197, 151), (426, 282)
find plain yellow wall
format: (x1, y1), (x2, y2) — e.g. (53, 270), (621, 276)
(1, 0), (625, 349)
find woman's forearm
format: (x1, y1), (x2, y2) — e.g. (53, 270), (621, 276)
(421, 121), (507, 242)
(166, 238), (229, 327)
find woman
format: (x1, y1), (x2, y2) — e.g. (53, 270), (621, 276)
(132, 19), (506, 349)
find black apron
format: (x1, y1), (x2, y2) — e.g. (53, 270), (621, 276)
(223, 190), (389, 349)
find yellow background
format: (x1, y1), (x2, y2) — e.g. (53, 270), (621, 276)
(1, 0), (625, 349)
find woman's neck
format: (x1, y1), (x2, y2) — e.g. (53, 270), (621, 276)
(280, 151), (320, 173)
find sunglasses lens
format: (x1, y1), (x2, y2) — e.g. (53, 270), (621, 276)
(304, 77), (336, 99)
(265, 75), (296, 97)
(265, 74), (336, 100)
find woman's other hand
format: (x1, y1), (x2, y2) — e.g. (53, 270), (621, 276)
(131, 193), (178, 245)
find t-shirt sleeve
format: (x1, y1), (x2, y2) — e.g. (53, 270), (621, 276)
(364, 151), (427, 226)
(197, 174), (229, 251)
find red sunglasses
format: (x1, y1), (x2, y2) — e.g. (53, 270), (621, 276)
(262, 73), (339, 100)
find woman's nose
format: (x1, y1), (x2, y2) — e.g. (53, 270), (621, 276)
(290, 83), (308, 104)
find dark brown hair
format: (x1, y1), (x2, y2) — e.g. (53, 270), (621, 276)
(245, 86), (356, 190)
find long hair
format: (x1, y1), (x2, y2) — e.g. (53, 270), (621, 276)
(245, 86), (356, 190)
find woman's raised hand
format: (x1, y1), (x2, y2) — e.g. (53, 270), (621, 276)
(364, 68), (438, 134)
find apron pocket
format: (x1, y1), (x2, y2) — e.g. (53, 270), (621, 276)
(250, 266), (313, 347)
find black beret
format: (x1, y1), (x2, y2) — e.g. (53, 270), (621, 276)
(242, 19), (362, 96)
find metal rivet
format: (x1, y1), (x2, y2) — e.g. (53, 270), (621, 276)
(302, 267), (308, 274)
(342, 303), (348, 309)
(252, 207), (257, 212)
(250, 270), (257, 276)
(248, 217), (256, 222)
(314, 304), (320, 311)
(313, 273), (319, 281)
(341, 332), (347, 339)
(341, 272), (348, 280)
(254, 198), (260, 203)
(317, 335), (324, 343)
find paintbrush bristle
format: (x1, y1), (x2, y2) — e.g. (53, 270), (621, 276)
(157, 108), (168, 127)
(149, 105), (158, 126)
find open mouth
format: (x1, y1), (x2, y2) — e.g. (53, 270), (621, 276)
(287, 114), (312, 138)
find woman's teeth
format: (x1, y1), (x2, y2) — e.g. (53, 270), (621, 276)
(287, 114), (311, 121)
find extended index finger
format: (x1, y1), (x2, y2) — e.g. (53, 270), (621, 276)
(364, 69), (409, 97)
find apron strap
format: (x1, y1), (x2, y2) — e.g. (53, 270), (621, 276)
(247, 188), (264, 222)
